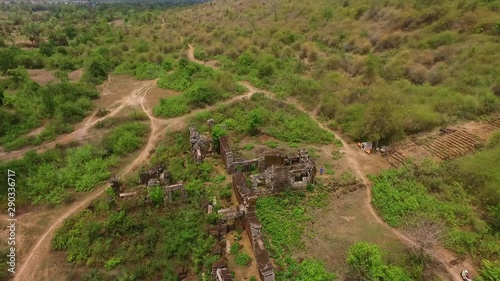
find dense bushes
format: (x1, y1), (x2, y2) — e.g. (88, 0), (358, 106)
(371, 144), (500, 264)
(0, 81), (98, 149)
(102, 122), (149, 155)
(256, 191), (337, 280)
(190, 93), (334, 144)
(0, 145), (117, 206)
(346, 242), (411, 281)
(154, 58), (244, 118)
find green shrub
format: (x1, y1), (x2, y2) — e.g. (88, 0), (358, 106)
(104, 257), (122, 271)
(133, 62), (163, 80)
(102, 122), (149, 155)
(422, 31), (457, 49)
(153, 95), (190, 118)
(230, 242), (240, 255)
(235, 253), (251, 266)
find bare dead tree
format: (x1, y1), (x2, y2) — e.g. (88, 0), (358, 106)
(404, 218), (445, 256)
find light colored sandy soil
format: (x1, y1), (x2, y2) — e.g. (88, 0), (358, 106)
(225, 232), (261, 281)
(68, 69), (83, 82)
(27, 69), (56, 86)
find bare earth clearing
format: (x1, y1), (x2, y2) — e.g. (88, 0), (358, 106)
(3, 45), (484, 281)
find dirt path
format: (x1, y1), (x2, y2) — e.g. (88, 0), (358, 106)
(10, 74), (275, 280)
(187, 46), (475, 280)
(0, 81), (154, 162)
(12, 81), (159, 281)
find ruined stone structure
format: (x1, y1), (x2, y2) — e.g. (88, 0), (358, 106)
(227, 173), (275, 281)
(140, 165), (169, 186)
(189, 126), (213, 163)
(163, 183), (187, 204)
(220, 133), (316, 192)
(206, 122), (319, 281)
(250, 149), (316, 195)
(109, 175), (121, 194)
(211, 259), (234, 281)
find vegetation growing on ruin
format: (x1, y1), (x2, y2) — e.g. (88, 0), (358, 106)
(49, 130), (229, 280)
(255, 189), (336, 280)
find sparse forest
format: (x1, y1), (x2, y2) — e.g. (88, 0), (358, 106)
(0, 0), (499, 280)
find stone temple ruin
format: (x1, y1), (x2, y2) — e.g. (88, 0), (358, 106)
(189, 126), (214, 163)
(201, 121), (316, 281)
(139, 165), (188, 204)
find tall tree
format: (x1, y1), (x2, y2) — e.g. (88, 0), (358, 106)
(21, 22), (42, 47)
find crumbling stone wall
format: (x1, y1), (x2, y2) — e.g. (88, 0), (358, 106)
(189, 126), (213, 163)
(140, 165), (169, 186)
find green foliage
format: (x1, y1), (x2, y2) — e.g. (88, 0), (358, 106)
(190, 94), (333, 144)
(0, 144), (118, 207)
(422, 31), (458, 49)
(21, 22), (42, 46)
(133, 62), (163, 80)
(153, 95), (190, 118)
(230, 242), (240, 255)
(149, 186), (164, 206)
(346, 242), (385, 280)
(292, 259), (337, 281)
(154, 58), (242, 117)
(102, 122), (149, 155)
(265, 141), (278, 148)
(372, 149), (500, 264)
(243, 144), (255, 150)
(346, 242), (411, 281)
(235, 252), (251, 266)
(476, 260), (500, 281)
(104, 257), (122, 271)
(211, 124), (227, 153)
(247, 108), (264, 135)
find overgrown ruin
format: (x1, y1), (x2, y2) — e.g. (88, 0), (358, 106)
(189, 126), (214, 163)
(205, 121), (317, 281)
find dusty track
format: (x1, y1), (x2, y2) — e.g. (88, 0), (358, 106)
(13, 80), (158, 281)
(10, 73), (284, 280)
(0, 81), (155, 162)
(187, 46), (475, 280)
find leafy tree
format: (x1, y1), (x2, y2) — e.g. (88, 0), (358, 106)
(21, 22), (42, 47)
(48, 32), (68, 46)
(0, 46), (20, 74)
(346, 242), (385, 281)
(363, 89), (404, 141)
(247, 108), (264, 136)
(295, 259), (337, 281)
(211, 124), (227, 153)
(54, 70), (69, 83)
(39, 42), (56, 57)
(149, 186), (164, 206)
(7, 67), (30, 88)
(63, 26), (77, 40)
(235, 252), (251, 266)
(346, 242), (411, 281)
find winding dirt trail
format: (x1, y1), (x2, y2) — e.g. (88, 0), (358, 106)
(187, 46), (475, 280)
(10, 73), (285, 280)
(12, 80), (160, 281)
(0, 81), (155, 162)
